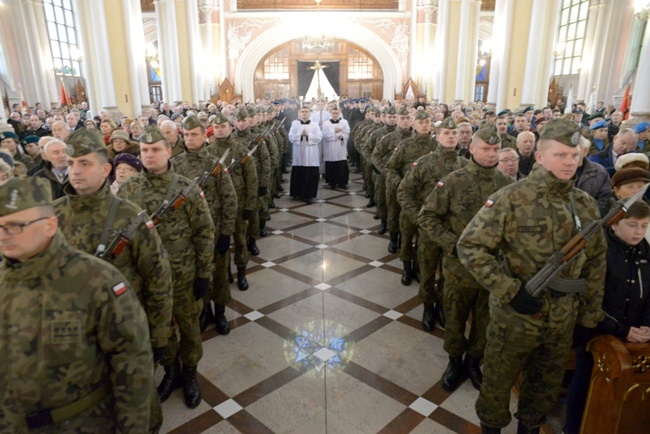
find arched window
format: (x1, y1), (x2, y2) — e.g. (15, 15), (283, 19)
(554, 0), (590, 76)
(43, 0), (81, 76)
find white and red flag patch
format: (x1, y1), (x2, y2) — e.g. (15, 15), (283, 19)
(112, 282), (127, 297)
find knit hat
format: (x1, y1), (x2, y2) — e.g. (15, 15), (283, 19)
(109, 129), (130, 144)
(113, 153), (142, 172)
(615, 153), (650, 172)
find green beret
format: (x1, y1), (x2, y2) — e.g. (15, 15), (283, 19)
(0, 176), (52, 217)
(439, 117), (457, 130)
(475, 122), (502, 145)
(414, 110), (431, 121)
(140, 126), (166, 145)
(21, 135), (40, 146)
(587, 112), (604, 121)
(246, 107), (257, 117)
(397, 107), (410, 116)
(383, 106), (397, 115)
(539, 118), (581, 147)
(214, 113), (230, 125)
(182, 115), (202, 131)
(65, 129), (106, 157)
(236, 108), (249, 121)
(522, 106), (534, 114)
(372, 107), (381, 116)
(0, 131), (19, 143)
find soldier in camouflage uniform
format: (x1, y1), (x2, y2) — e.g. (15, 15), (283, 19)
(269, 106), (287, 201)
(358, 108), (384, 206)
(0, 177), (153, 433)
(350, 109), (374, 179)
(418, 122), (513, 393)
(496, 115), (517, 149)
(457, 119), (607, 434)
(398, 117), (468, 331)
(234, 107), (270, 256)
(207, 113), (258, 292)
(371, 107), (412, 235)
(364, 107), (396, 218)
(386, 110), (438, 271)
(53, 129), (172, 433)
(172, 116), (237, 335)
(118, 126), (215, 409)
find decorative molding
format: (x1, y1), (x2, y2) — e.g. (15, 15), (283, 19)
(227, 18), (278, 67)
(353, 18), (410, 69)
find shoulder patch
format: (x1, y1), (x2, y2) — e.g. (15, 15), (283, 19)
(200, 191), (205, 199)
(112, 282), (128, 297)
(412, 162), (417, 167)
(145, 219), (154, 229)
(436, 181), (444, 188)
(484, 199), (494, 208)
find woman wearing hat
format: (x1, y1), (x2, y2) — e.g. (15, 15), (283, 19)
(110, 153), (142, 195)
(0, 131), (35, 169)
(107, 129), (140, 160)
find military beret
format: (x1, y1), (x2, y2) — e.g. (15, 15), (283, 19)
(475, 122), (501, 145)
(0, 150), (14, 168)
(213, 112), (230, 125)
(266, 106), (275, 114)
(236, 108), (249, 121)
(66, 128), (106, 157)
(0, 131), (19, 143)
(206, 126), (214, 138)
(140, 126), (166, 145)
(109, 129), (130, 144)
(370, 107), (380, 116)
(615, 152), (650, 172)
(539, 118), (582, 147)
(497, 110), (510, 117)
(272, 100), (281, 105)
(611, 167), (650, 189)
(414, 110), (431, 121)
(113, 153), (142, 172)
(246, 106), (257, 117)
(589, 119), (608, 131)
(635, 121), (650, 134)
(397, 107), (410, 116)
(0, 176), (52, 217)
(183, 115), (202, 131)
(587, 112), (604, 121)
(522, 106), (534, 113)
(21, 135), (40, 146)
(439, 117), (457, 130)
(384, 106), (397, 115)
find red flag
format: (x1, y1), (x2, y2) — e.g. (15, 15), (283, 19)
(18, 84), (27, 109)
(620, 85), (631, 120)
(59, 79), (71, 107)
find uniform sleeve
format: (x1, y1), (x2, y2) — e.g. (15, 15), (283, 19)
(216, 171), (237, 236)
(189, 186), (216, 278)
(384, 147), (403, 192)
(371, 137), (389, 174)
(456, 192), (520, 301)
(242, 147), (258, 211)
(96, 273), (153, 432)
(417, 178), (458, 254)
(397, 163), (419, 227)
(256, 141), (272, 189)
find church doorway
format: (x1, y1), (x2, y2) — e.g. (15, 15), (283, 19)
(254, 39), (384, 101)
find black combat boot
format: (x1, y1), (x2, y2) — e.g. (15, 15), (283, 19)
(237, 266), (249, 291)
(413, 260), (420, 282)
(422, 303), (435, 332)
(388, 232), (399, 253)
(269, 199), (275, 209)
(157, 358), (182, 402)
(401, 261), (413, 286)
(199, 302), (214, 333)
(247, 236), (260, 256)
(214, 304), (230, 335)
(182, 366), (202, 408)
(259, 222), (268, 238)
(228, 267), (234, 284)
(481, 424), (502, 434)
(442, 356), (464, 391)
(367, 198), (376, 207)
(377, 219), (388, 235)
(516, 421), (540, 434)
(464, 355), (483, 390)
(434, 301), (446, 330)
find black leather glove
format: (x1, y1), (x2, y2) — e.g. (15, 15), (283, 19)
(242, 209), (252, 221)
(152, 346), (168, 364)
(509, 283), (543, 315)
(216, 234), (231, 254)
(193, 277), (210, 300)
(572, 325), (596, 349)
(258, 187), (268, 197)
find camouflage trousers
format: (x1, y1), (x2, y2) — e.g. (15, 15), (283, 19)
(442, 258), (490, 358)
(211, 248), (232, 305)
(149, 391), (162, 433)
(247, 197), (261, 240)
(362, 155), (374, 197)
(417, 235), (443, 304)
(386, 184), (401, 235)
(477, 296), (578, 428)
(162, 278), (203, 368)
(233, 210), (249, 267)
(373, 173), (387, 219)
(398, 211), (416, 262)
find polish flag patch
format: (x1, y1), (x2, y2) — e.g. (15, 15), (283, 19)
(145, 220), (154, 229)
(412, 162), (418, 167)
(485, 199), (494, 208)
(200, 191), (205, 198)
(436, 181), (445, 188)
(112, 282), (127, 297)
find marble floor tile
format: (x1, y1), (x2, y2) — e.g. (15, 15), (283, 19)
(255, 236), (314, 261)
(336, 267), (416, 308)
(296, 202), (351, 218)
(230, 268), (311, 309)
(328, 211), (381, 230)
(288, 222), (357, 244)
(330, 234), (394, 258)
(327, 193), (372, 208)
(266, 212), (315, 230)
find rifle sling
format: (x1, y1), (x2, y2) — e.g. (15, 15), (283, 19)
(165, 174), (180, 202)
(95, 197), (122, 256)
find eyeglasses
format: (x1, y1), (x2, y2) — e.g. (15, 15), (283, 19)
(498, 158), (520, 163)
(0, 216), (49, 235)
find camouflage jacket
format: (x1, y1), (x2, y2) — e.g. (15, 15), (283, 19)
(261, 122), (280, 169)
(362, 124), (395, 163)
(172, 146), (237, 237)
(371, 127), (413, 175)
(418, 157), (513, 254)
(457, 164), (607, 327)
(357, 122), (383, 157)
(500, 133), (517, 150)
(0, 231), (153, 432)
(53, 183), (173, 349)
(351, 119), (372, 144)
(118, 166), (215, 282)
(273, 118), (289, 155)
(385, 133), (438, 193)
(207, 135), (258, 212)
(398, 146), (469, 227)
(234, 128), (271, 190)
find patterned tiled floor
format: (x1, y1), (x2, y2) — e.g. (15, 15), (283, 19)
(158, 170), (531, 434)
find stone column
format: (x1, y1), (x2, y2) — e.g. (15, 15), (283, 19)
(454, 0), (471, 103)
(122, 0), (151, 114)
(155, 0), (183, 104)
(628, 15), (650, 123)
(520, 0), (547, 107)
(434, 0), (450, 103)
(577, 0), (605, 102)
(486, 0), (505, 106)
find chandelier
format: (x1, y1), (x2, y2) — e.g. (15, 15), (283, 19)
(301, 0), (335, 52)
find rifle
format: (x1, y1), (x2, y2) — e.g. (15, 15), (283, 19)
(245, 124), (274, 151)
(225, 145), (258, 173)
(525, 183), (650, 297)
(96, 211), (149, 260)
(197, 148), (231, 188)
(150, 176), (201, 227)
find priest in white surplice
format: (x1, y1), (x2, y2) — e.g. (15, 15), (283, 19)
(321, 107), (350, 189)
(289, 106), (322, 204)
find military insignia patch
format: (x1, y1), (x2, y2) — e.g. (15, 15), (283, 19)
(571, 132), (581, 146)
(200, 191), (205, 199)
(436, 181), (444, 188)
(485, 199), (494, 207)
(145, 133), (152, 143)
(5, 189), (19, 210)
(412, 162), (417, 167)
(112, 282), (127, 297)
(52, 320), (81, 344)
(145, 220), (154, 229)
